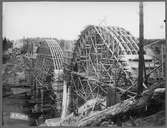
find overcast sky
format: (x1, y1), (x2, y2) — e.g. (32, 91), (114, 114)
(3, 2), (165, 40)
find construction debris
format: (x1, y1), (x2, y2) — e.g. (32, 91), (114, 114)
(55, 81), (164, 127)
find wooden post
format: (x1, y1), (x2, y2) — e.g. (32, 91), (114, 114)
(67, 86), (72, 115)
(41, 88), (43, 112)
(114, 70), (117, 104)
(161, 43), (164, 78)
(165, 0), (167, 123)
(35, 81), (38, 103)
(137, 1), (144, 95)
(61, 80), (68, 119)
(106, 85), (116, 107)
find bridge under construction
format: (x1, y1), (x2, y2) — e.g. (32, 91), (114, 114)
(21, 24), (164, 126)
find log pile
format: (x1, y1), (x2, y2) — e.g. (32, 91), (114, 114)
(57, 81), (165, 127)
(78, 83), (165, 127)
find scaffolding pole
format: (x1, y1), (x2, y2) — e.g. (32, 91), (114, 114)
(137, 1), (144, 95)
